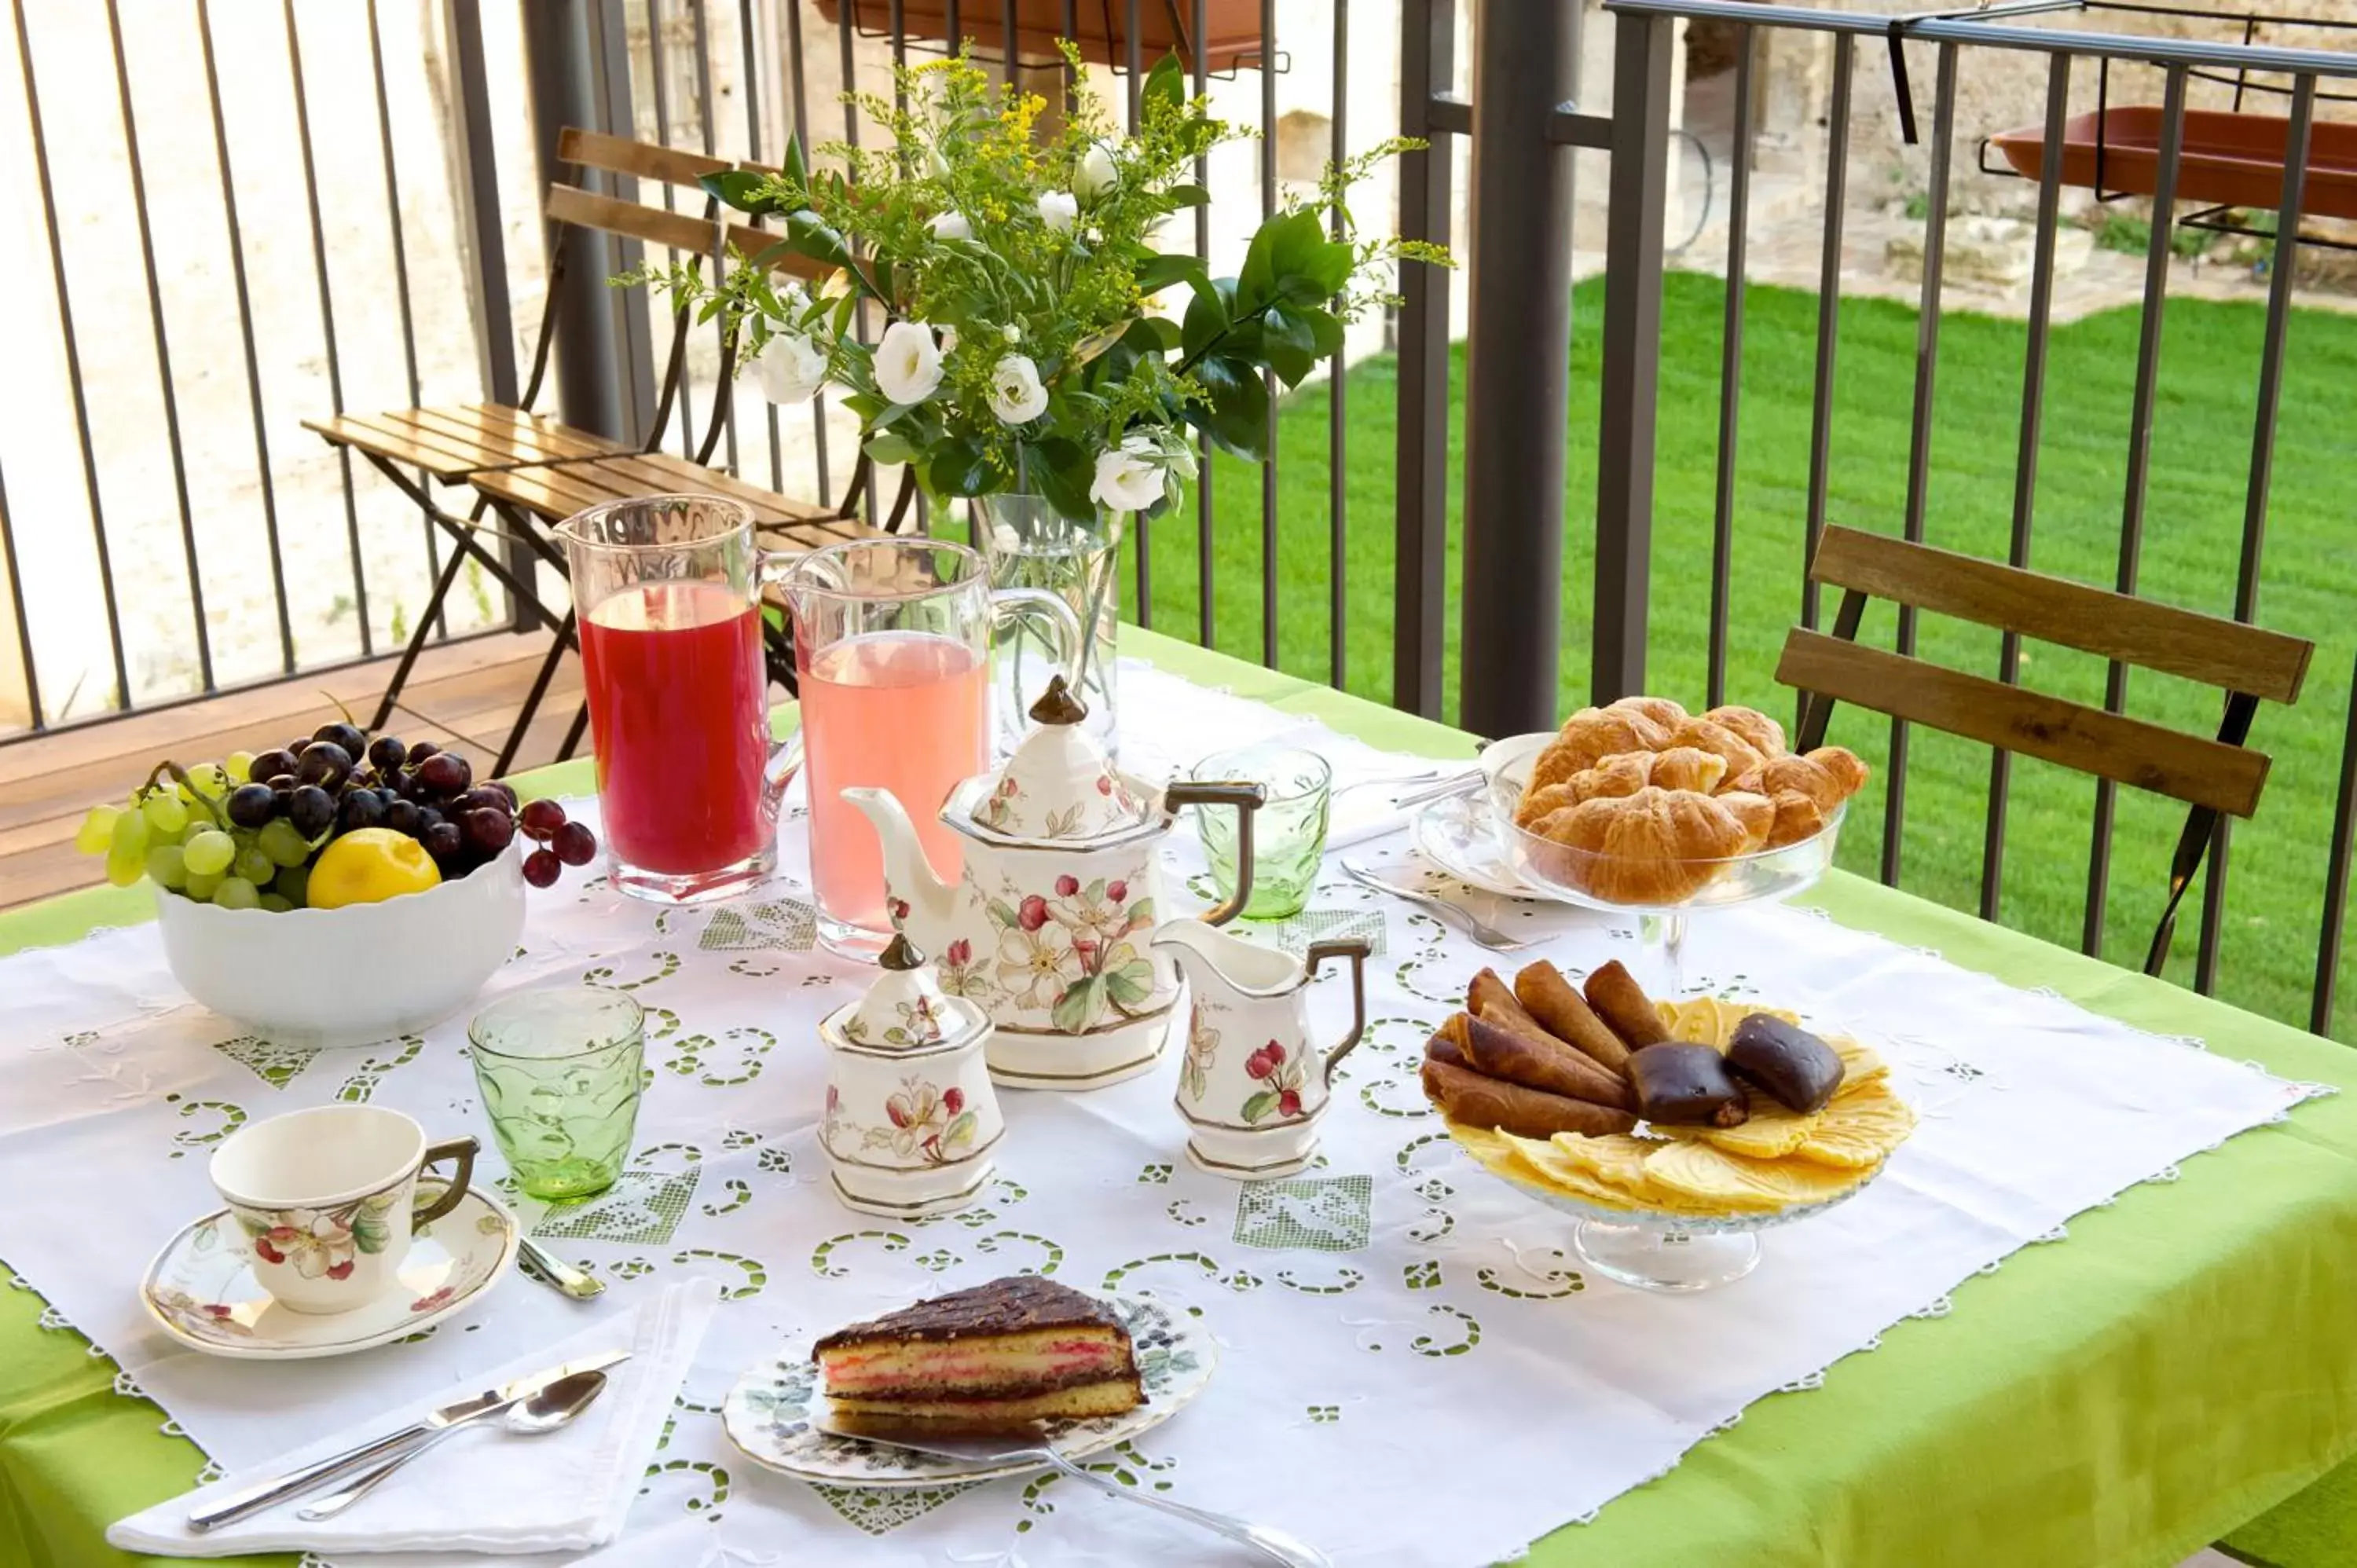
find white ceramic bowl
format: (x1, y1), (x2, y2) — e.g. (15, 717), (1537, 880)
(154, 841), (526, 1047)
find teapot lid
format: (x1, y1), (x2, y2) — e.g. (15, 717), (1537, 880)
(970, 676), (1150, 841)
(834, 934), (985, 1051)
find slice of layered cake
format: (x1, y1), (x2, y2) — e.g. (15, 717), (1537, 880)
(815, 1275), (1143, 1434)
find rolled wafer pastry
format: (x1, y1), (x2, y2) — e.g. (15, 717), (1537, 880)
(1420, 1057), (1639, 1139)
(1583, 959), (1671, 1049)
(1458, 1012), (1634, 1110)
(1511, 960), (1632, 1076)
(1424, 1034), (1470, 1070)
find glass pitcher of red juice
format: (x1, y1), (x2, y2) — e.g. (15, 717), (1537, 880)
(776, 538), (1078, 958)
(559, 494), (800, 905)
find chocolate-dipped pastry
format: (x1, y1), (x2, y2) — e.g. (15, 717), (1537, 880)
(1582, 959), (1671, 1050)
(1457, 1013), (1635, 1110)
(1422, 1057), (1639, 1139)
(1627, 1042), (1749, 1127)
(1725, 1013), (1845, 1113)
(1512, 960), (1632, 1076)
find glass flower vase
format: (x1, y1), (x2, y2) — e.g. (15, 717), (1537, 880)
(973, 491), (1121, 760)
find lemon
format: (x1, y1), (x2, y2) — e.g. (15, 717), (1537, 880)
(306, 828), (442, 910)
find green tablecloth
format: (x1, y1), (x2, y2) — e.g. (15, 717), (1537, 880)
(5, 631), (2355, 1568)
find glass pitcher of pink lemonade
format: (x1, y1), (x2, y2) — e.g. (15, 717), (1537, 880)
(778, 538), (1078, 957)
(559, 495), (799, 905)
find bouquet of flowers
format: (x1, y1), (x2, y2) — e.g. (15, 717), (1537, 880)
(632, 46), (1446, 526)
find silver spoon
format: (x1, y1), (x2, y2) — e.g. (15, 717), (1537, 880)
(295, 1369), (609, 1522)
(816, 1420), (1329, 1567)
(1339, 858), (1534, 951)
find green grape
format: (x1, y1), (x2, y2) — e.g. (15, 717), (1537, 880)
(187, 763), (230, 797)
(257, 892), (293, 914)
(75, 805), (120, 855)
(183, 829), (236, 878)
(272, 863), (310, 907)
(181, 819), (209, 846)
(141, 790), (189, 837)
(213, 876), (261, 910)
(184, 870), (223, 903)
(225, 750), (255, 783)
(110, 808), (151, 860)
(144, 844), (188, 890)
(258, 819), (312, 868)
(233, 844), (274, 885)
(104, 841), (145, 887)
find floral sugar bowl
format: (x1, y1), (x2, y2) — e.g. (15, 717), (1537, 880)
(818, 934), (1004, 1218)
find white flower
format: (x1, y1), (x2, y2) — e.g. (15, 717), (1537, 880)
(1036, 190), (1079, 232)
(1075, 142), (1120, 201)
(873, 320), (944, 405)
(753, 332), (829, 405)
(927, 210), (972, 242)
(988, 354), (1049, 424)
(1001, 322), (1022, 344)
(1091, 434), (1170, 513)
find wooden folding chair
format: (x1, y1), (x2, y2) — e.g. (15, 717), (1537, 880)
(1778, 525), (2315, 974)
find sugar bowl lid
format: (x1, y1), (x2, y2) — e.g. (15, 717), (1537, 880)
(832, 935), (987, 1052)
(970, 676), (1149, 841)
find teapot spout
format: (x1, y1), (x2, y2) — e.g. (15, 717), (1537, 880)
(842, 788), (959, 945)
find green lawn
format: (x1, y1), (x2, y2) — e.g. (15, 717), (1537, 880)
(1120, 270), (2357, 1040)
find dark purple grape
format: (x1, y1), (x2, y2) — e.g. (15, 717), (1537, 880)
(408, 740), (440, 764)
(453, 787), (507, 818)
(522, 848), (562, 888)
(383, 797), (423, 837)
(225, 783), (280, 830)
(416, 752), (470, 796)
(248, 749), (299, 785)
(345, 768), (379, 793)
(313, 722), (368, 760)
(417, 807), (445, 833)
(462, 808), (515, 855)
(366, 735), (407, 773)
(486, 780), (519, 811)
(266, 773), (299, 793)
(296, 742), (352, 789)
(338, 789), (387, 833)
(285, 736), (313, 759)
(519, 799), (567, 841)
(287, 785), (337, 839)
(420, 821), (464, 863)
(552, 820), (598, 867)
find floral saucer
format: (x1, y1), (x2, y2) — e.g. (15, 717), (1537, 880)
(138, 1187), (519, 1360)
(720, 1290), (1216, 1489)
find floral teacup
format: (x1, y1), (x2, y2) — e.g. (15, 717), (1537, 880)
(208, 1105), (477, 1315)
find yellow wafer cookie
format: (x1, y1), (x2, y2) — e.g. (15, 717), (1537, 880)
(1644, 1140), (1868, 1210)
(1793, 1079), (1916, 1169)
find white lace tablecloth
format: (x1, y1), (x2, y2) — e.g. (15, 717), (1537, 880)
(0, 667), (2327, 1568)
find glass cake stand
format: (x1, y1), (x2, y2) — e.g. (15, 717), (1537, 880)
(1476, 1156), (1882, 1292)
(1479, 733), (1846, 992)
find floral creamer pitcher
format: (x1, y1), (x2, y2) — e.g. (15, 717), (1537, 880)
(1151, 923), (1370, 1178)
(846, 677), (1263, 1091)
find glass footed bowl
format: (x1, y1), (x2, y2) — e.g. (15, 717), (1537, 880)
(1472, 1142), (1886, 1293)
(1479, 732), (1846, 915)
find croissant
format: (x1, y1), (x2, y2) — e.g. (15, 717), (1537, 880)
(1717, 789), (1776, 852)
(1765, 788), (1826, 849)
(1533, 786), (1762, 904)
(1758, 746), (1871, 811)
(1664, 717), (1768, 781)
(1534, 707), (1673, 786)
(1607, 694), (1688, 731)
(1566, 746), (1728, 805)
(1703, 705), (1787, 760)
(1513, 780), (1580, 829)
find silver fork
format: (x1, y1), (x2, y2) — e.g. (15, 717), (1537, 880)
(1340, 858), (1534, 951)
(815, 1420), (1329, 1566)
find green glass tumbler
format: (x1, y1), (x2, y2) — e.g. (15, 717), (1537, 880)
(468, 987), (646, 1201)
(1193, 746), (1333, 921)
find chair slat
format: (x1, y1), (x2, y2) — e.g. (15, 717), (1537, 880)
(556, 126), (730, 188)
(456, 405), (631, 461)
(1809, 526), (2311, 702)
(302, 412), (488, 479)
(1776, 628), (2271, 817)
(543, 185), (820, 280)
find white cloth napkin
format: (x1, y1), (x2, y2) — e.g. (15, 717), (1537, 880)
(108, 1279), (721, 1559)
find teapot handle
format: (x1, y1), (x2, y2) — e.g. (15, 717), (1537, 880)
(1164, 782), (1266, 925)
(1304, 939), (1371, 1084)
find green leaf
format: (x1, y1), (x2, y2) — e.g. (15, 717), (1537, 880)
(1260, 306), (1317, 385)
(781, 134), (808, 189)
(1301, 306), (1346, 358)
(1241, 1090), (1279, 1124)
(1052, 975), (1109, 1035)
(987, 896), (1021, 929)
(1104, 959), (1156, 1010)
(926, 437), (992, 497)
(1135, 253), (1210, 295)
(785, 211), (850, 270)
(1131, 316), (1183, 351)
(1238, 208), (1326, 314)
(1182, 278), (1233, 360)
(1282, 237), (1357, 302)
(863, 432), (918, 466)
(351, 1211), (392, 1255)
(1162, 183), (1211, 207)
(1028, 441), (1098, 523)
(944, 1110), (977, 1150)
(1187, 356), (1270, 461)
(1142, 52), (1186, 114)
(700, 170), (779, 215)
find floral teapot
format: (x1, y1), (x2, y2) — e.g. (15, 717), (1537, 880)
(1152, 922), (1369, 1178)
(844, 677), (1264, 1090)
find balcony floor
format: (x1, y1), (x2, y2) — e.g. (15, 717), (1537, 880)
(0, 632), (581, 911)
